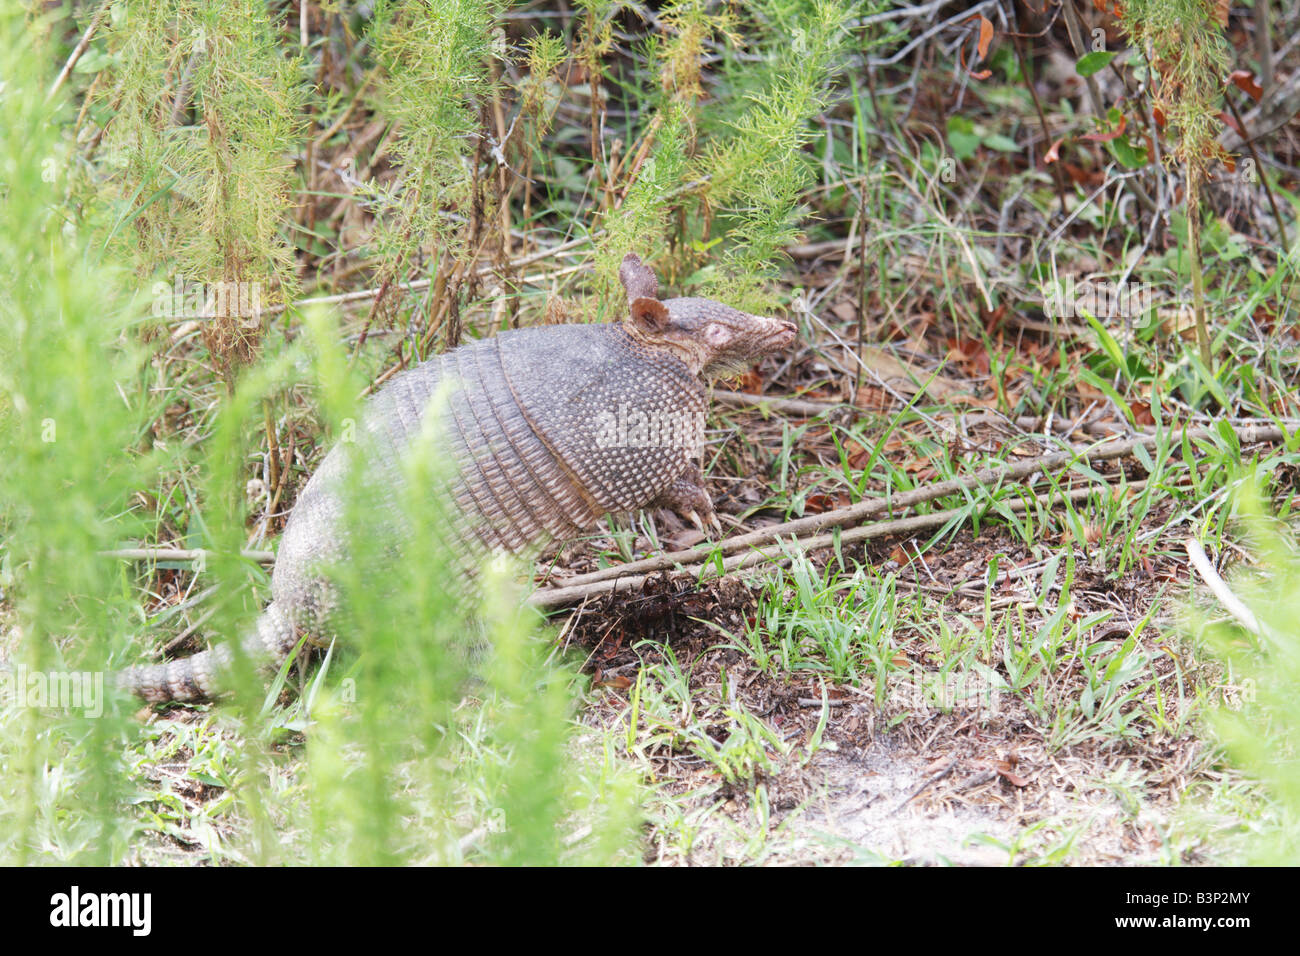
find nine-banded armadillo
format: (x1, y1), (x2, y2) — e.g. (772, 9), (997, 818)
(120, 253), (796, 703)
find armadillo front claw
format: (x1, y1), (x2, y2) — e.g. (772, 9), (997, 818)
(685, 508), (723, 539)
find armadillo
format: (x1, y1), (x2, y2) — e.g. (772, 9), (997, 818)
(120, 253), (796, 703)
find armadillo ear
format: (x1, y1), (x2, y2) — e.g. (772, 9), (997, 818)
(629, 296), (670, 333)
(619, 253), (659, 302)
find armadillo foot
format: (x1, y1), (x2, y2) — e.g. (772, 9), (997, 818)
(651, 463), (719, 538)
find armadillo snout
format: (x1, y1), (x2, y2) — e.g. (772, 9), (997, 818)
(765, 317), (797, 350)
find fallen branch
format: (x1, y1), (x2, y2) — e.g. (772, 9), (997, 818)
(717, 391), (1300, 441)
(713, 389), (852, 418)
(529, 481), (1135, 609)
(102, 548), (276, 565)
(540, 422), (1289, 598)
(104, 423), (1291, 611)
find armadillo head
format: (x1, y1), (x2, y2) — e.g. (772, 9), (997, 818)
(619, 253), (797, 380)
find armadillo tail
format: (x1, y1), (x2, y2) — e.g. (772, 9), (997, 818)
(117, 601), (298, 704)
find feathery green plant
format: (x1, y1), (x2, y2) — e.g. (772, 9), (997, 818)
(0, 0), (156, 865)
(1117, 0), (1232, 370)
(695, 0), (858, 308)
(1194, 482), (1300, 864)
(597, 0), (869, 311)
(1, 0), (639, 866)
(368, 0), (504, 348)
(96, 0), (304, 384)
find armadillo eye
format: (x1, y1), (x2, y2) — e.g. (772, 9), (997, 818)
(704, 324), (734, 348)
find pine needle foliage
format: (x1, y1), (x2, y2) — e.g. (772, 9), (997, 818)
(366, 0), (504, 346)
(95, 0), (304, 383)
(0, 0), (157, 864)
(1117, 0), (1232, 369)
(369, 0), (501, 255)
(597, 0), (870, 311)
(694, 0), (858, 309)
(1, 0), (638, 866)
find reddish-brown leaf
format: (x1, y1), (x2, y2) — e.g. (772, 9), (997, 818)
(981, 303), (1008, 333)
(1062, 162), (1104, 187)
(975, 15), (994, 59)
(1228, 69), (1264, 102)
(1219, 109), (1247, 139)
(999, 768), (1031, 787)
(994, 758), (1030, 787)
(804, 493), (835, 514)
(960, 14), (995, 79)
(1253, 302), (1278, 331)
(1130, 400), (1155, 425)
(854, 385), (893, 412)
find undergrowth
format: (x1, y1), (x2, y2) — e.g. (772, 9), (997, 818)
(1, 0), (1298, 867)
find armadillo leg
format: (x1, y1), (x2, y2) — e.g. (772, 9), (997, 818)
(646, 461), (718, 534)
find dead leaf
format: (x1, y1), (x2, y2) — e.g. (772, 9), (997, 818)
(856, 346), (965, 401)
(853, 385), (893, 412)
(945, 337), (990, 377)
(1228, 69), (1263, 103)
(996, 761), (1030, 787)
(804, 493), (836, 513)
(960, 14), (995, 79)
(1158, 304), (1199, 339)
(1219, 109), (1246, 140)
(830, 301), (858, 323)
(1075, 378), (1107, 403)
(1062, 162), (1104, 187)
(980, 303), (1008, 333)
(1253, 302), (1278, 332)
(975, 15), (993, 60)
(1130, 400), (1155, 425)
